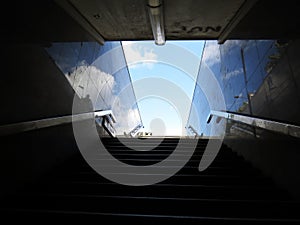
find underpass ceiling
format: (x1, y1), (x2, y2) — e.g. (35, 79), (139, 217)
(2, 1), (300, 44)
(57, 0), (300, 44)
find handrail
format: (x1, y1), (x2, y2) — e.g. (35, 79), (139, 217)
(95, 110), (117, 137)
(187, 125), (200, 137)
(208, 110), (300, 138)
(94, 110), (116, 123)
(0, 110), (116, 137)
(129, 123), (143, 137)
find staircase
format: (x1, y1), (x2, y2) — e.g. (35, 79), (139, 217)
(1, 137), (300, 224)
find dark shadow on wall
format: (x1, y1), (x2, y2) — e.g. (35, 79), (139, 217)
(224, 134), (300, 200)
(0, 42), (83, 196)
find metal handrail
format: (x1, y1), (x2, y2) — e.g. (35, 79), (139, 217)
(208, 110), (300, 138)
(94, 110), (116, 123)
(129, 123), (143, 137)
(187, 125), (200, 137)
(0, 110), (116, 137)
(95, 110), (117, 137)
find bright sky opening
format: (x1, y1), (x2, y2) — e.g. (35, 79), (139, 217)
(122, 40), (205, 136)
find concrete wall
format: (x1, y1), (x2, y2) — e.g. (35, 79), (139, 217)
(0, 1), (94, 195)
(0, 42), (83, 195)
(0, 123), (79, 195)
(1, 43), (78, 125)
(224, 136), (300, 200)
(0, 1), (142, 195)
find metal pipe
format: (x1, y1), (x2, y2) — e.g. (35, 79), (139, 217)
(0, 110), (116, 136)
(209, 110), (300, 139)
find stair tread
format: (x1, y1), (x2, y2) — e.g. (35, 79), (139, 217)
(1, 138), (298, 223)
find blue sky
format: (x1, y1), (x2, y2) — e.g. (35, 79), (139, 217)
(122, 40), (204, 136)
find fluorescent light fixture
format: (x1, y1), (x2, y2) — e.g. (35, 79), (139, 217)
(147, 0), (165, 45)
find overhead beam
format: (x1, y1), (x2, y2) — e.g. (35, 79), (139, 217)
(55, 0), (105, 45)
(218, 0), (259, 44)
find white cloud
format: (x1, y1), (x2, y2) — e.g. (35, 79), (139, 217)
(63, 53), (143, 136)
(112, 95), (140, 134)
(122, 42), (158, 68)
(202, 41), (221, 66)
(66, 64), (115, 100)
(88, 65), (115, 90)
(224, 68), (243, 80)
(203, 40), (250, 67)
